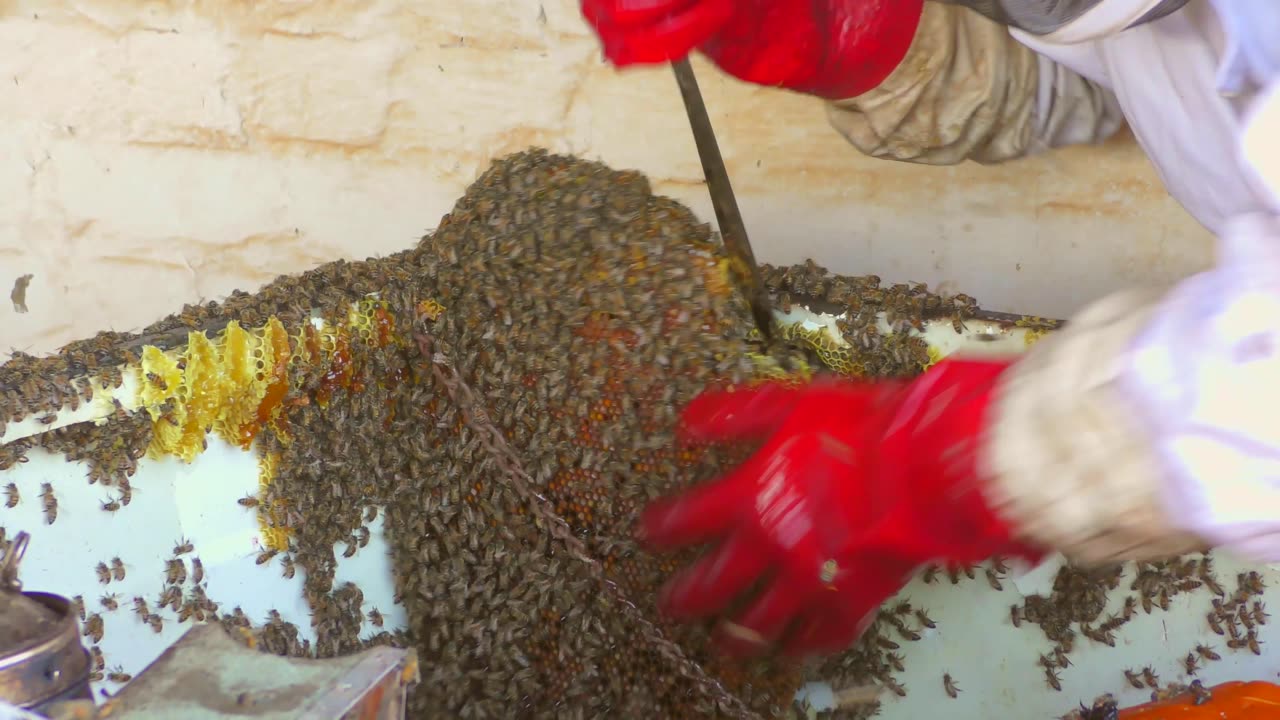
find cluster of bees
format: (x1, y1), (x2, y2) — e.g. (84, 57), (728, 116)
(757, 261), (966, 378)
(1205, 569), (1267, 654)
(0, 149), (1268, 719)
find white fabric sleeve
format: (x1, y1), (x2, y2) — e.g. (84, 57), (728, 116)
(982, 211), (1280, 565)
(1119, 211), (1280, 562)
(980, 286), (1208, 565)
(823, 2), (1125, 166)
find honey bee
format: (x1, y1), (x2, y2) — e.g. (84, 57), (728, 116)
(1189, 679), (1212, 706)
(37, 413), (56, 425)
(984, 567), (1004, 591)
(95, 562), (111, 585)
(159, 586), (182, 611)
(922, 564), (940, 584)
(173, 538), (193, 555)
(943, 673), (959, 699)
(1196, 644), (1221, 661)
(1242, 571), (1265, 595)
(90, 646), (105, 671)
(99, 594), (118, 611)
(1183, 653), (1198, 676)
(147, 614), (163, 634)
(883, 678), (906, 698)
(914, 608), (935, 629)
(110, 557), (125, 582)
(90, 671), (104, 683)
(238, 495), (259, 508)
(1247, 631), (1262, 656)
(1207, 612), (1225, 635)
(40, 483), (56, 525)
(191, 557), (204, 585)
(106, 667), (132, 683)
(1123, 669), (1144, 689)
(82, 614), (104, 643)
(3, 483), (18, 508)
(1253, 601), (1269, 626)
(1203, 573), (1224, 596)
(1239, 604), (1255, 629)
(368, 608), (384, 627)
(100, 497), (121, 513)
(132, 597), (149, 618)
(1176, 578), (1202, 592)
(165, 559), (187, 585)
(886, 653), (905, 672)
(1044, 667), (1061, 692)
(255, 549), (278, 566)
(875, 636), (900, 650)
(1141, 666), (1159, 689)
(1121, 596), (1137, 621)
(280, 555), (296, 580)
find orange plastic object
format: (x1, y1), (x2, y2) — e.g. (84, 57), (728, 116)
(1119, 681), (1280, 718)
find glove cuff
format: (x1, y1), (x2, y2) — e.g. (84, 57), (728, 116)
(980, 288), (1207, 563)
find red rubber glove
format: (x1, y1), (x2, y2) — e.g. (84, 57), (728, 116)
(640, 358), (1046, 658)
(579, 0), (925, 99)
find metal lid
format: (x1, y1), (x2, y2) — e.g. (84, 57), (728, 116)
(0, 532), (91, 709)
(0, 534), (60, 653)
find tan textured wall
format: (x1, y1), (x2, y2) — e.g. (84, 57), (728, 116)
(0, 1), (1213, 361)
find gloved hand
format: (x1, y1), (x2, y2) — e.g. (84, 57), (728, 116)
(640, 358), (1045, 657)
(578, 0), (925, 100)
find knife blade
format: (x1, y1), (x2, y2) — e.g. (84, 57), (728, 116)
(671, 58), (775, 343)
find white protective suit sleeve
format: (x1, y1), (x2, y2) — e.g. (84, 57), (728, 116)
(823, 2), (1125, 165)
(972, 16), (1274, 561)
(985, 211), (1280, 565)
(820, 0), (1280, 563)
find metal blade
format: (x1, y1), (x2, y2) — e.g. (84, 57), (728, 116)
(671, 58), (775, 343)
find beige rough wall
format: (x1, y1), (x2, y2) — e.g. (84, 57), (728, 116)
(0, 1), (1213, 361)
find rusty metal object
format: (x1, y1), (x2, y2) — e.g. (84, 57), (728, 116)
(82, 623), (418, 719)
(0, 532), (92, 712)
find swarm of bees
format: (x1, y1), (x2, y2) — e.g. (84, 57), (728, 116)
(0, 150), (1268, 719)
(1207, 570), (1267, 656)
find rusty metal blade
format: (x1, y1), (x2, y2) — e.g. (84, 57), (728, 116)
(671, 58), (774, 343)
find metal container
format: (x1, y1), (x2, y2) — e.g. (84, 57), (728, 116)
(92, 623), (419, 720)
(0, 532), (92, 712)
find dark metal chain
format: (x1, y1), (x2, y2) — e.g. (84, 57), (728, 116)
(413, 323), (764, 720)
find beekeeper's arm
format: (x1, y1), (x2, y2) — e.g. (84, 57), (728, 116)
(582, 0), (1280, 659)
(580, 0), (1130, 165)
